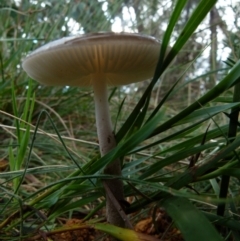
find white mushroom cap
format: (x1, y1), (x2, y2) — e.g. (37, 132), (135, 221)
(22, 32), (160, 86)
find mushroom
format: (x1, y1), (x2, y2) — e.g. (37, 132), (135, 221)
(22, 32), (160, 227)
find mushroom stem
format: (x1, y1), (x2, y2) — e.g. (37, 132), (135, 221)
(92, 74), (116, 156)
(92, 74), (125, 228)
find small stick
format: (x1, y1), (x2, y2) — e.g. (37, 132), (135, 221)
(103, 182), (133, 229)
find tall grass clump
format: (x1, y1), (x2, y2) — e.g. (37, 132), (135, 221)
(1, 0), (240, 240)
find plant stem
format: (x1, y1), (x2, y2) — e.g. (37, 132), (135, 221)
(217, 81), (240, 216)
(92, 74), (125, 228)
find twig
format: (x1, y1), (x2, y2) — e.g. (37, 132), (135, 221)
(103, 182), (133, 229)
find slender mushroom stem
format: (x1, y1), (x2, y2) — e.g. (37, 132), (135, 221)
(92, 74), (125, 228)
(92, 74), (116, 156)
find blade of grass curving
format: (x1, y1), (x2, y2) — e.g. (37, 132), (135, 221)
(161, 196), (223, 241)
(188, 124), (211, 167)
(27, 109), (85, 171)
(0, 186), (24, 236)
(167, 135), (240, 190)
(163, 0), (218, 69)
(126, 136), (240, 214)
(196, 158), (238, 181)
(10, 80), (35, 193)
(147, 15), (221, 123)
(146, 75), (180, 123)
(11, 81), (20, 140)
(0, 174), (107, 231)
(126, 181), (153, 201)
(213, 96), (234, 103)
(151, 61), (240, 137)
(32, 221), (161, 241)
(129, 120), (203, 154)
(84, 110), (164, 175)
(48, 185), (102, 217)
(148, 45), (210, 124)
(132, 123), (228, 155)
(0, 165), (76, 179)
(210, 179), (220, 195)
(220, 168), (240, 178)
(217, 82), (240, 216)
(48, 193), (102, 221)
(122, 177), (231, 206)
(140, 142), (217, 179)
(172, 67), (229, 96)
(123, 94), (151, 139)
(116, 86), (151, 142)
(25, 174), (110, 210)
(113, 96), (125, 133)
(120, 0), (219, 142)
(17, 83), (35, 191)
(23, 175), (96, 204)
(108, 87), (117, 101)
(1, 107), (97, 225)
(153, 0), (188, 76)
(83, 201), (105, 221)
(176, 103), (240, 125)
(92, 222), (161, 241)
(116, 0), (188, 141)
(19, 108), (96, 204)
(225, 58), (236, 67)
(204, 211), (240, 232)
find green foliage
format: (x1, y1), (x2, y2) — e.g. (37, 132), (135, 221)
(161, 196), (224, 241)
(1, 0), (240, 240)
(9, 80), (35, 193)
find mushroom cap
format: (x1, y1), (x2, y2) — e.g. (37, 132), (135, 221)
(22, 32), (160, 86)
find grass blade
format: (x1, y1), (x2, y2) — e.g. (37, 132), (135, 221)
(161, 196), (223, 241)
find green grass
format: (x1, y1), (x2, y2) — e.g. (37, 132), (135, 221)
(0, 0), (240, 240)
